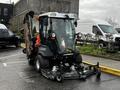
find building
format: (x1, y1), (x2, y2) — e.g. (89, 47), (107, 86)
(10, 0), (79, 31)
(0, 3), (13, 25)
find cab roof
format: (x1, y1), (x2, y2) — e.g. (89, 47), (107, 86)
(39, 12), (77, 19)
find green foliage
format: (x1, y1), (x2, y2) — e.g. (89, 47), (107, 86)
(78, 44), (104, 55)
(77, 44), (120, 60)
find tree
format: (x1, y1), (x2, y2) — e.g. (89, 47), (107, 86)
(105, 17), (119, 27)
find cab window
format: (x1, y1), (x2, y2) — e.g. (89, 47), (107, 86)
(39, 17), (48, 44)
(92, 26), (103, 35)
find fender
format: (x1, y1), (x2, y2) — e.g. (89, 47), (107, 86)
(38, 45), (53, 57)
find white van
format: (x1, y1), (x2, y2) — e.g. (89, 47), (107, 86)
(76, 19), (120, 50)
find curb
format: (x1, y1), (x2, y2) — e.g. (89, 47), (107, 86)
(81, 53), (120, 62)
(83, 61), (120, 77)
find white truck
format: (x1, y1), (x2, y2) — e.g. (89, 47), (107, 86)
(76, 19), (120, 51)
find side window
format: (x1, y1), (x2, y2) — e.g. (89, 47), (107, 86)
(4, 8), (8, 16)
(92, 26), (102, 35)
(39, 17), (48, 44)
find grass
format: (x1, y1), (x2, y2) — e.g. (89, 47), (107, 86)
(77, 44), (120, 61)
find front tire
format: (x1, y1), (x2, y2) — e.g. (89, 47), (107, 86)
(35, 55), (41, 73)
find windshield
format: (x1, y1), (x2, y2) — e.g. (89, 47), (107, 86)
(51, 18), (75, 53)
(99, 25), (118, 34)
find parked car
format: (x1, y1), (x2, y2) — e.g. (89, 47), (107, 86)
(0, 24), (20, 47)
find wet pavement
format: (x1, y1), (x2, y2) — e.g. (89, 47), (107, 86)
(0, 46), (120, 90)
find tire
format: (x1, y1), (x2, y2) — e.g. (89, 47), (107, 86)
(35, 55), (41, 73)
(35, 54), (50, 72)
(56, 75), (63, 82)
(98, 43), (104, 49)
(98, 40), (106, 49)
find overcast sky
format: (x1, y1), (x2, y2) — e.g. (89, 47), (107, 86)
(79, 0), (120, 25)
(0, 0), (19, 4)
(1, 0), (120, 25)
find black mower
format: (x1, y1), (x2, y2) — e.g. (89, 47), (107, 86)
(23, 12), (101, 82)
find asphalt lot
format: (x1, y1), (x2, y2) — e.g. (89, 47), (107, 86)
(0, 46), (120, 90)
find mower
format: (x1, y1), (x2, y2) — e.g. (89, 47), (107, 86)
(23, 12), (101, 82)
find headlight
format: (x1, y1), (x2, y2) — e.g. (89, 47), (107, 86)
(51, 33), (56, 38)
(109, 35), (114, 40)
(106, 33), (113, 40)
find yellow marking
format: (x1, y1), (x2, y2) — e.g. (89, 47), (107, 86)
(21, 43), (120, 76)
(83, 61), (120, 77)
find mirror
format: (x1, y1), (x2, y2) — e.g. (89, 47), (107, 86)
(74, 21), (77, 27)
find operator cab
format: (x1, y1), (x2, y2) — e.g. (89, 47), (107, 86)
(23, 12), (101, 82)
(39, 12), (77, 54)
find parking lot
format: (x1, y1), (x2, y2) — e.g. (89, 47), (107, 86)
(0, 47), (119, 90)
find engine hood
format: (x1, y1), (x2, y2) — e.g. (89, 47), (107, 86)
(113, 33), (120, 38)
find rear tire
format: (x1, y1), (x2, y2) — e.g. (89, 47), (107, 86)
(98, 43), (104, 48)
(56, 75), (63, 82)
